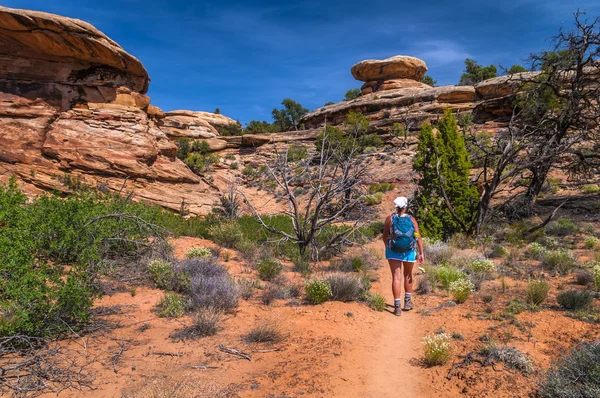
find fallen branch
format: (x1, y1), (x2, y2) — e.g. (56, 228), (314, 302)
(185, 364), (219, 370)
(148, 351), (181, 357)
(253, 347), (285, 353)
(218, 345), (251, 361)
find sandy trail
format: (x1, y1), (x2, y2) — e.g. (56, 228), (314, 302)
(330, 241), (439, 398)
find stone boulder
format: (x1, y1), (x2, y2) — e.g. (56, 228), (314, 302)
(192, 111), (237, 130)
(160, 111), (219, 139)
(351, 56), (427, 82)
(0, 6), (149, 109)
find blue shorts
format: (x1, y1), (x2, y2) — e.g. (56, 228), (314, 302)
(385, 247), (416, 262)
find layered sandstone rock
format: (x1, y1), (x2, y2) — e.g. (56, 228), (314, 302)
(160, 111), (219, 139)
(351, 56), (427, 82)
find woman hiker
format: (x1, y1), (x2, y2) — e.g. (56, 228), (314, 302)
(382, 196), (424, 316)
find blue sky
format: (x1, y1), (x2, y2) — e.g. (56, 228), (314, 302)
(5, 0), (600, 124)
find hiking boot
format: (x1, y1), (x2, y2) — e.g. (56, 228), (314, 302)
(394, 305), (402, 316)
(404, 297), (414, 311)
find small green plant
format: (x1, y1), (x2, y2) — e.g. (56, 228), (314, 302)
(449, 279), (475, 303)
(539, 341), (600, 397)
(489, 244), (508, 258)
(451, 332), (464, 340)
(368, 182), (395, 194)
(593, 264), (600, 291)
(469, 259), (495, 273)
(527, 242), (548, 260)
(505, 298), (526, 315)
(526, 280), (550, 309)
(185, 247), (212, 259)
(229, 161), (239, 170)
(257, 257), (284, 282)
(158, 292), (185, 318)
(545, 218), (579, 236)
(436, 266), (467, 290)
(366, 294), (386, 311)
(171, 309), (222, 340)
(583, 183), (600, 193)
(208, 221), (244, 248)
(584, 236), (599, 250)
(543, 249), (577, 275)
(305, 279), (332, 304)
(422, 333), (452, 366)
(147, 260), (175, 289)
(286, 144), (308, 162)
(557, 290), (593, 310)
(363, 192), (384, 206)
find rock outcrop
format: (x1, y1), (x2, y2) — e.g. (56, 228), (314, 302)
(0, 6), (221, 215)
(302, 55), (538, 132)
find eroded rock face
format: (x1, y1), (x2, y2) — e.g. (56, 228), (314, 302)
(161, 111), (220, 139)
(0, 6), (149, 109)
(351, 56), (428, 82)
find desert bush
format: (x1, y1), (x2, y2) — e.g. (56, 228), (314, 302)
(237, 278), (255, 300)
(368, 182), (395, 194)
(331, 249), (380, 273)
(286, 144), (308, 162)
(545, 218), (579, 236)
(422, 333), (452, 366)
(527, 242), (548, 260)
(539, 341), (600, 398)
(172, 309), (222, 341)
(574, 269), (593, 286)
(234, 238), (258, 261)
(244, 320), (284, 343)
(557, 290), (594, 310)
(158, 292), (185, 318)
(593, 264), (600, 291)
(543, 249), (577, 275)
(305, 279), (332, 304)
(436, 266), (467, 289)
(489, 244), (508, 258)
(424, 240), (455, 265)
(584, 236), (599, 250)
(207, 221), (244, 248)
(325, 272), (364, 302)
(469, 259), (495, 273)
(147, 260), (175, 289)
(505, 298), (526, 315)
(488, 346), (533, 373)
(583, 183), (600, 193)
(526, 280), (550, 308)
(416, 276), (433, 295)
(366, 294), (386, 311)
(363, 192), (384, 206)
(185, 247), (212, 259)
(449, 279), (474, 303)
(257, 257), (284, 281)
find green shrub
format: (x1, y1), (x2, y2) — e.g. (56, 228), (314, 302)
(229, 161), (238, 170)
(527, 242), (548, 260)
(526, 280), (550, 309)
(436, 266), (467, 289)
(574, 269), (593, 286)
(184, 152), (220, 174)
(593, 264), (600, 291)
(305, 279), (332, 304)
(208, 221), (244, 249)
(469, 259), (495, 273)
(557, 290), (593, 310)
(545, 218), (579, 236)
(286, 144), (308, 162)
(489, 244), (508, 258)
(539, 341), (600, 398)
(583, 184), (600, 194)
(363, 192), (384, 206)
(366, 294), (386, 311)
(449, 279), (474, 303)
(185, 247), (212, 259)
(325, 272), (363, 302)
(147, 260), (175, 289)
(257, 257), (284, 281)
(158, 292), (185, 318)
(584, 236), (599, 250)
(505, 298), (526, 315)
(422, 333), (452, 366)
(368, 182), (395, 194)
(543, 249), (577, 275)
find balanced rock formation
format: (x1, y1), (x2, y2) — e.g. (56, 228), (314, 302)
(0, 6), (223, 215)
(302, 55), (538, 133)
(351, 56), (430, 96)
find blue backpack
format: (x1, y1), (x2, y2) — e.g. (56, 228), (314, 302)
(389, 214), (416, 253)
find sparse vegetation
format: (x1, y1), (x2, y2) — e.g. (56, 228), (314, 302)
(422, 333), (452, 366)
(257, 257), (284, 281)
(244, 320), (284, 343)
(449, 279), (474, 303)
(543, 249), (577, 275)
(436, 266), (467, 290)
(545, 218), (578, 236)
(366, 294), (386, 311)
(158, 292), (185, 318)
(325, 272), (364, 302)
(527, 242), (548, 260)
(185, 247), (212, 259)
(148, 260), (175, 289)
(583, 183), (600, 193)
(539, 341), (600, 398)
(584, 236), (599, 250)
(526, 280), (550, 309)
(305, 279), (332, 304)
(487, 346), (533, 373)
(557, 290), (593, 310)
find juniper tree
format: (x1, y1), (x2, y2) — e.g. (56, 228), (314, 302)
(413, 109), (479, 239)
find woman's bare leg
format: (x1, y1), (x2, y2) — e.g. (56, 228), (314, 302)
(403, 261), (414, 293)
(388, 259), (403, 300)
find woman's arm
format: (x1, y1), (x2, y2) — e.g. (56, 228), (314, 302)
(411, 217), (425, 264)
(382, 215), (391, 247)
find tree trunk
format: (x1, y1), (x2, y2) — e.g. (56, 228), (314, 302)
(524, 162), (553, 206)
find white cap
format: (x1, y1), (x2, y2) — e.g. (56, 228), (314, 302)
(393, 196), (408, 208)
